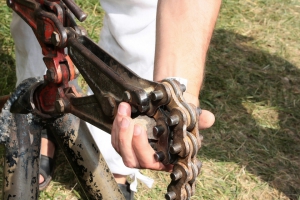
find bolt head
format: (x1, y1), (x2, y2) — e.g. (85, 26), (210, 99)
(46, 69), (56, 82)
(180, 84), (186, 92)
(55, 99), (65, 113)
(154, 151), (165, 162)
(165, 191), (176, 200)
(170, 169), (182, 181)
(150, 90), (163, 101)
(169, 143), (182, 154)
(51, 31), (60, 46)
(167, 115), (179, 126)
(123, 91), (131, 102)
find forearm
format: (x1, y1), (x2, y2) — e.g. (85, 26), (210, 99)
(153, 0), (221, 106)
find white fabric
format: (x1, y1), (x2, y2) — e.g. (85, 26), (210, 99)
(11, 0), (158, 192)
(99, 0), (157, 81)
(11, 12), (47, 86)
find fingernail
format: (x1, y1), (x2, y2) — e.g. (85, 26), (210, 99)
(121, 118), (129, 128)
(118, 103), (127, 115)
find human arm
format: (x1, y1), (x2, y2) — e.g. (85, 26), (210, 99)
(154, 0), (222, 106)
(111, 0), (221, 170)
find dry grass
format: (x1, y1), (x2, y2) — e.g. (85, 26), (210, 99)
(0, 0), (300, 199)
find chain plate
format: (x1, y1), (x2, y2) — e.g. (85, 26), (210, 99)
(150, 79), (203, 200)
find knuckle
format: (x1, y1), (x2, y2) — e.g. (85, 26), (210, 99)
(118, 136), (126, 145)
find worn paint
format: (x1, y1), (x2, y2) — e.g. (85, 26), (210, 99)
(47, 114), (125, 200)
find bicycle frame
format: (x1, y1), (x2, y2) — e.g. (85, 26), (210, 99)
(1, 78), (125, 199)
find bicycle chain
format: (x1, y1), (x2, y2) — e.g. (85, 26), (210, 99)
(151, 79), (203, 200)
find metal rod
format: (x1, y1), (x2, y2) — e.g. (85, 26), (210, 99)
(47, 114), (125, 200)
(61, 0), (87, 22)
(3, 113), (42, 199)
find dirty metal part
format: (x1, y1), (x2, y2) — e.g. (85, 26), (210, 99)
(10, 80), (54, 119)
(51, 31), (61, 46)
(46, 114), (125, 200)
(153, 124), (165, 137)
(0, 95), (10, 111)
(0, 102), (11, 143)
(154, 151), (166, 162)
(0, 77), (44, 144)
(0, 77), (44, 199)
(8, 0), (81, 117)
(150, 90), (164, 101)
(163, 79), (196, 131)
(61, 0), (87, 22)
(3, 113), (43, 199)
(166, 162), (190, 200)
(67, 34), (162, 114)
(154, 79), (203, 200)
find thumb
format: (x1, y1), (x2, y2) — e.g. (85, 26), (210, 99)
(198, 110), (215, 130)
(117, 102), (132, 117)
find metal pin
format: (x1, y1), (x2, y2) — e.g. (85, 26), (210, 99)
(46, 69), (56, 82)
(169, 143), (182, 154)
(180, 84), (186, 92)
(153, 125), (165, 137)
(170, 169), (182, 181)
(154, 151), (165, 162)
(55, 99), (65, 113)
(51, 31), (60, 46)
(167, 115), (179, 126)
(138, 105), (149, 113)
(150, 90), (164, 101)
(123, 91), (131, 102)
(165, 191), (176, 200)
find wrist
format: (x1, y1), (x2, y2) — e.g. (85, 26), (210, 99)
(183, 92), (199, 107)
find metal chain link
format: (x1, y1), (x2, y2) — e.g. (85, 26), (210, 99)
(152, 79), (203, 200)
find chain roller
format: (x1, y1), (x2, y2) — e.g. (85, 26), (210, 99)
(151, 79), (203, 200)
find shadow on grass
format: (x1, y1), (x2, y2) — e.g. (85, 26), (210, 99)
(200, 29), (300, 199)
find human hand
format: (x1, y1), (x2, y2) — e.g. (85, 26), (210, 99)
(111, 102), (215, 171)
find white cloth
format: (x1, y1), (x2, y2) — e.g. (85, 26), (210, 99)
(11, 0), (158, 192)
(99, 0), (157, 81)
(11, 12), (47, 86)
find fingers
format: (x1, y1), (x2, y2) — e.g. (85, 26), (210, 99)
(132, 124), (167, 171)
(118, 117), (140, 168)
(111, 103), (139, 168)
(198, 109), (215, 130)
(112, 102), (172, 170)
(112, 103), (215, 171)
(111, 103), (130, 153)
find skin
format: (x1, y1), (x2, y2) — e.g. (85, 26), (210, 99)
(111, 0), (222, 173)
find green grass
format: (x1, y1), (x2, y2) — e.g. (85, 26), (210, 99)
(1, 0), (300, 199)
